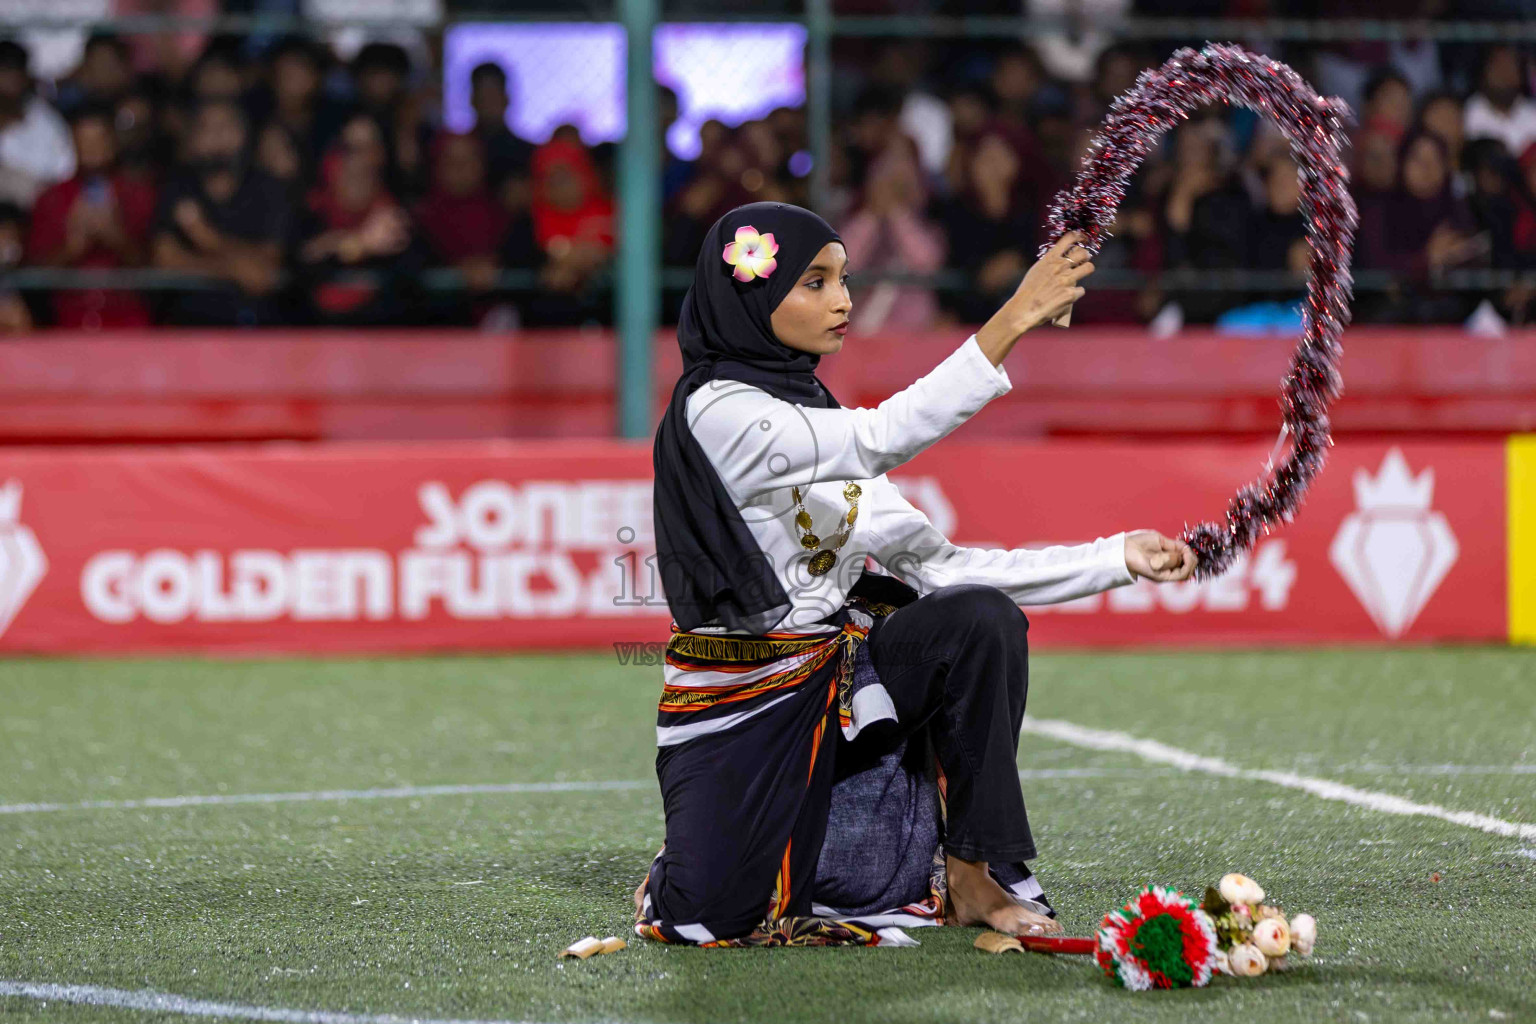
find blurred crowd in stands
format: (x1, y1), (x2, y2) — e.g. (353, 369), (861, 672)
(3, 17), (1536, 332)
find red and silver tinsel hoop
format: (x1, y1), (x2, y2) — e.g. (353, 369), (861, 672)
(1040, 43), (1359, 578)
(1095, 885), (1219, 990)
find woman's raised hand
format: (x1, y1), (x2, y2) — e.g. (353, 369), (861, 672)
(1011, 231), (1095, 329)
(975, 232), (1095, 366)
(1124, 530), (1198, 583)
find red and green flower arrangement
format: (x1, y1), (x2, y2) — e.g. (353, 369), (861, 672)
(1094, 885), (1219, 990)
(1090, 874), (1319, 990)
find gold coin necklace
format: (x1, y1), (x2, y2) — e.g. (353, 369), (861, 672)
(791, 482), (861, 577)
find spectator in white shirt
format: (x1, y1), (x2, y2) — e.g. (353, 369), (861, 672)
(1464, 45), (1536, 158)
(0, 40), (77, 210)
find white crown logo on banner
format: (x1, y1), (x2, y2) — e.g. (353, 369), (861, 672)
(0, 480), (48, 640)
(1328, 450), (1458, 638)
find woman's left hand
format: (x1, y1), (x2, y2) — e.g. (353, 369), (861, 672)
(1125, 530), (1198, 582)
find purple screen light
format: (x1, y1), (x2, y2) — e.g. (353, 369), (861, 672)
(442, 24), (625, 143)
(655, 24), (807, 159)
(442, 23), (806, 157)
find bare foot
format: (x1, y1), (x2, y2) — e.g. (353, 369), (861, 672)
(945, 854), (1062, 936)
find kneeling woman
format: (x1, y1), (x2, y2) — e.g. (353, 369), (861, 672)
(640, 202), (1195, 947)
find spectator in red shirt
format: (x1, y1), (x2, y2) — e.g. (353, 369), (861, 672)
(27, 104), (156, 328)
(416, 132), (507, 279)
(530, 134), (613, 290)
(416, 132), (512, 325)
(297, 111), (419, 324)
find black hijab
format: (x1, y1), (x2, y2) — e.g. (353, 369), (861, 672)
(653, 202), (843, 632)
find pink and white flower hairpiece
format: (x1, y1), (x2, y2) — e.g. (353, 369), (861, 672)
(722, 225), (778, 282)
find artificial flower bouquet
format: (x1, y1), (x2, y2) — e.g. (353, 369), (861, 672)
(1093, 873), (1317, 990)
(1199, 872), (1318, 977)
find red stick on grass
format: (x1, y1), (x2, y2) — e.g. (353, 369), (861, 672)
(1019, 935), (1097, 955)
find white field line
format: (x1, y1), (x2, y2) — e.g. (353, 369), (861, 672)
(0, 979), (554, 1024)
(2, 724), (1530, 833)
(0, 768), (1166, 817)
(1338, 762), (1536, 776)
(1021, 716), (1536, 842)
(0, 780), (652, 816)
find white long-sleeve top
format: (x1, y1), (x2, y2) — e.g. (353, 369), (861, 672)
(684, 333), (1135, 634)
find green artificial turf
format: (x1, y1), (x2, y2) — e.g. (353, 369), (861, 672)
(1, 648), (1533, 1024)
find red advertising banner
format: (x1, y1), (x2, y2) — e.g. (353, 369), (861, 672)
(0, 438), (1506, 654)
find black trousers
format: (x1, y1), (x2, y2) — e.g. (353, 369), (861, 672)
(853, 583), (1036, 863)
(645, 580), (1035, 940)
